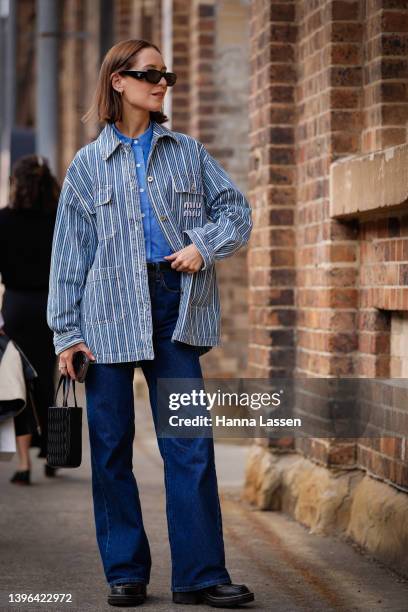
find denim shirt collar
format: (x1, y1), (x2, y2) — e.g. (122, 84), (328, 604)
(98, 120), (180, 160)
(111, 120), (153, 148)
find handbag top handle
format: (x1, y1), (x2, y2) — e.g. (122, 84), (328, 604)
(54, 375), (78, 408)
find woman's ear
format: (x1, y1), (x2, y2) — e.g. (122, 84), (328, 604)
(111, 72), (124, 94)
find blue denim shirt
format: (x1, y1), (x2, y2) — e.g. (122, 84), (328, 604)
(47, 121), (253, 363)
(111, 121), (172, 262)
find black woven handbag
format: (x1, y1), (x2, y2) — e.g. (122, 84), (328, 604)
(47, 375), (82, 468)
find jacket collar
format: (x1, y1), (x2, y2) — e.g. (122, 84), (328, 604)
(98, 120), (180, 160)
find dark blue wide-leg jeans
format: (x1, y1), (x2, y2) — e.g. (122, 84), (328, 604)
(85, 264), (232, 592)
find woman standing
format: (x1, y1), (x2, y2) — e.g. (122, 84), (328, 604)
(47, 39), (253, 608)
(0, 155), (59, 484)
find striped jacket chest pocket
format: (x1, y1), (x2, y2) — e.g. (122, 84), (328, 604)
(93, 185), (118, 241)
(171, 173), (206, 230)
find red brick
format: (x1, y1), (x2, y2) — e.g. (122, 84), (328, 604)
(332, 1), (360, 21)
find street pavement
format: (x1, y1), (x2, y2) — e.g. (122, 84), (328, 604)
(1, 381), (408, 611)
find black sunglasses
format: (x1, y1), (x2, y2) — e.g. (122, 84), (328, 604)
(119, 69), (177, 87)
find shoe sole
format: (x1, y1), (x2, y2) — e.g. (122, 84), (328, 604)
(107, 594), (146, 607)
(173, 591), (254, 607)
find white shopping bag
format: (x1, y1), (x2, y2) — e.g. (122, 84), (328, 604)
(0, 418), (17, 461)
(0, 339), (26, 406)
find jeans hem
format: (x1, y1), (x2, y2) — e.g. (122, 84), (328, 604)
(172, 577), (232, 593)
(109, 577), (150, 587)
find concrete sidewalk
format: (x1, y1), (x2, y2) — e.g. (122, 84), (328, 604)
(1, 382), (408, 611)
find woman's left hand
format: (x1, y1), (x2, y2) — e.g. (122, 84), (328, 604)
(164, 245), (204, 273)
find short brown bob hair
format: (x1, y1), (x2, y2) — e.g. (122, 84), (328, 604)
(82, 39), (169, 125)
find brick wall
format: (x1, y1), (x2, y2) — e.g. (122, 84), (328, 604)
(114, 0), (142, 41)
(207, 0), (251, 378)
(297, 0), (408, 481)
(293, 0), (361, 467)
(356, 0), (408, 489)
(171, 0), (252, 378)
(82, 1), (103, 145)
(248, 0), (408, 485)
(15, 0), (36, 129)
(171, 1), (191, 134)
(247, 0), (297, 380)
(114, 0), (161, 46)
(59, 0), (87, 178)
(58, 0), (163, 180)
(390, 312), (408, 377)
(355, 313), (408, 490)
(357, 0), (408, 380)
(295, 0), (361, 382)
(362, 0), (408, 151)
(188, 0), (217, 144)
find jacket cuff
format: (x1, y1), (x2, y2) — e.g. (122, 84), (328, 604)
(54, 330), (85, 356)
(183, 228), (215, 271)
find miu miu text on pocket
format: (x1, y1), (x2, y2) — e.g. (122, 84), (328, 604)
(183, 201), (202, 216)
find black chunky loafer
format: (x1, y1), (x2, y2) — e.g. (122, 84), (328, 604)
(108, 582), (147, 607)
(173, 583), (254, 608)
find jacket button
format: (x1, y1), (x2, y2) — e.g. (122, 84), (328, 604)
(147, 176), (154, 182)
(159, 215), (168, 221)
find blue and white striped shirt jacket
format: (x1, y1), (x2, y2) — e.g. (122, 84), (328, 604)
(46, 120), (253, 364)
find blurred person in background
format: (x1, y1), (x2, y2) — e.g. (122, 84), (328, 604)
(0, 155), (59, 485)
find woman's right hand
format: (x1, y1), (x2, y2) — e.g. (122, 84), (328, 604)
(58, 342), (96, 380)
